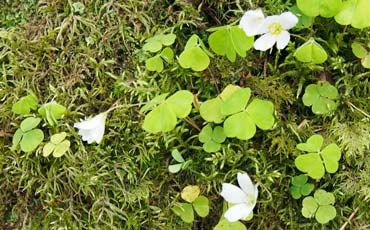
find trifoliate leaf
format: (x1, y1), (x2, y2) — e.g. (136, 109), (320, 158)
(295, 153), (325, 179)
(334, 0), (370, 29)
(302, 196), (319, 218)
(296, 134), (323, 152)
(38, 102), (67, 126)
(297, 0), (342, 18)
(12, 94), (38, 115)
(351, 42), (368, 58)
(208, 26), (253, 62)
(294, 38), (328, 64)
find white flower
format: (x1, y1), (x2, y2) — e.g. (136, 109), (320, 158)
(74, 112), (107, 144)
(239, 9), (265, 36)
(220, 172), (258, 222)
(253, 12), (298, 51)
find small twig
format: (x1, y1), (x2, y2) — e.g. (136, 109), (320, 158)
(184, 117), (200, 131)
(345, 100), (370, 119)
(340, 207), (359, 230)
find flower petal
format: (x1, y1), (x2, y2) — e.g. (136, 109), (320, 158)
(237, 173), (255, 195)
(220, 183), (247, 204)
(276, 30), (290, 50)
(257, 15), (280, 34)
(253, 33), (277, 51)
(279, 12), (298, 30)
(94, 121), (105, 144)
(74, 113), (106, 130)
(239, 9), (265, 36)
(224, 203), (254, 222)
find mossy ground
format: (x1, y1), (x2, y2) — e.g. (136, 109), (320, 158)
(1, 0), (370, 229)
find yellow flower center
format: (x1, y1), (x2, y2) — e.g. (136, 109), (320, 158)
(268, 22), (283, 35)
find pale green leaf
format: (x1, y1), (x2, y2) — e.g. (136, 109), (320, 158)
(295, 153), (325, 179)
(50, 132), (67, 144)
(199, 125), (213, 143)
(221, 88), (251, 116)
(296, 134), (323, 152)
(246, 99), (275, 130)
(199, 98), (224, 123)
(214, 218), (246, 230)
(145, 55), (163, 72)
(297, 0), (342, 17)
(362, 54), (370, 68)
(321, 143), (341, 173)
(20, 129), (44, 152)
(192, 196), (209, 217)
(294, 38), (328, 64)
(181, 185), (200, 203)
(166, 90), (193, 118)
(53, 140), (70, 157)
(171, 149), (185, 163)
(20, 117), (41, 132)
(12, 128), (23, 149)
(169, 163), (183, 173)
(43, 142), (55, 157)
(302, 197), (318, 218)
(142, 104), (177, 133)
(315, 205), (336, 224)
(212, 126), (226, 143)
(203, 140), (221, 153)
(178, 47), (210, 71)
(160, 47), (174, 63)
(143, 40), (162, 52)
(171, 203), (194, 223)
(334, 0), (370, 29)
(351, 42), (367, 58)
(224, 112), (256, 140)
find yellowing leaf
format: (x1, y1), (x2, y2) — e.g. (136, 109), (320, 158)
(181, 185), (200, 203)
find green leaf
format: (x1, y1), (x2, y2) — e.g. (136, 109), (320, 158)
(20, 117), (41, 132)
(290, 5), (313, 29)
(43, 142), (55, 157)
(314, 189), (335, 205)
(140, 93), (169, 113)
(219, 85), (241, 101)
(20, 129), (44, 152)
(199, 98), (224, 123)
(203, 140), (221, 153)
(315, 205), (337, 224)
(181, 185), (200, 203)
(291, 175), (308, 186)
(50, 132), (67, 144)
(246, 99), (275, 130)
(159, 34), (176, 46)
(351, 42), (368, 58)
(192, 196), (209, 217)
(290, 186), (302, 199)
(334, 0), (370, 29)
(321, 144), (341, 173)
(214, 218), (246, 230)
(171, 203), (194, 223)
(160, 47), (174, 63)
(38, 102), (67, 126)
(301, 183), (315, 196)
(178, 46), (210, 71)
(145, 55), (163, 72)
(224, 111), (256, 140)
(295, 153), (325, 179)
(169, 163), (183, 173)
(12, 94), (38, 115)
(296, 134), (323, 152)
(208, 26), (253, 62)
(294, 38), (328, 64)
(199, 125), (213, 143)
(221, 88), (251, 116)
(53, 140), (70, 157)
(212, 126), (226, 143)
(302, 196), (319, 218)
(297, 0), (342, 18)
(171, 149), (185, 163)
(12, 128), (23, 149)
(302, 82), (338, 114)
(362, 54), (370, 68)
(166, 90), (193, 118)
(142, 104), (177, 133)
(143, 40), (162, 53)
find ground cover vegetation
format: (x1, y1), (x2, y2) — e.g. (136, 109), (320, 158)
(1, 0), (370, 229)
